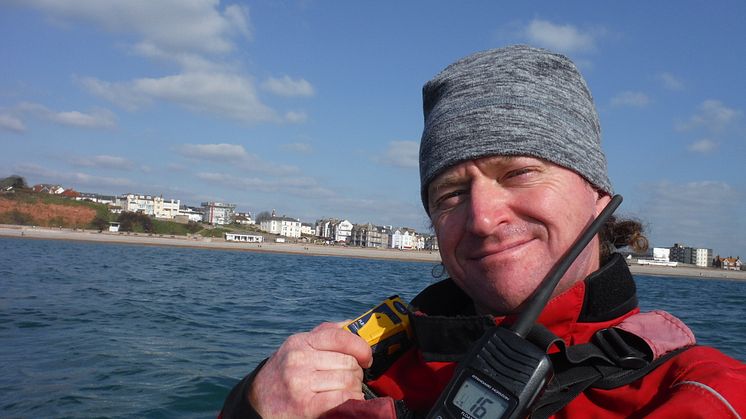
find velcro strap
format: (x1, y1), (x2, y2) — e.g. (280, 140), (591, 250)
(615, 310), (696, 359)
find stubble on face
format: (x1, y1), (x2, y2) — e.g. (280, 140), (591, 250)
(428, 156), (608, 315)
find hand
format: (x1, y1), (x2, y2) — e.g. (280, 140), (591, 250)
(248, 322), (373, 418)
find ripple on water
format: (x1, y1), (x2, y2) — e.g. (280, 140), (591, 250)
(1, 237), (743, 419)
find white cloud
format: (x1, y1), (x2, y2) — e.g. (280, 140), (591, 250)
(178, 143), (300, 176)
(15, 102), (116, 129)
(51, 109), (116, 128)
(82, 72), (278, 123)
(196, 171), (335, 198)
(262, 76), (315, 97)
(659, 72), (684, 91)
(284, 111), (308, 124)
(21, 0), (251, 55)
(131, 42), (229, 73)
(70, 155), (135, 170)
(0, 113), (25, 133)
(611, 91), (651, 108)
(20, 2), (310, 125)
(524, 19), (597, 53)
(178, 143), (249, 161)
(639, 180), (745, 256)
(377, 141), (419, 169)
(676, 100), (742, 133)
(281, 142), (313, 154)
(687, 138), (718, 153)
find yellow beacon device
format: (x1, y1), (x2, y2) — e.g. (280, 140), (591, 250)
(344, 295), (412, 356)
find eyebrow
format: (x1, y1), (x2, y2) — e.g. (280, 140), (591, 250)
(428, 173), (468, 200)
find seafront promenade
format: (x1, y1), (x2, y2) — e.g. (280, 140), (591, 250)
(3, 224), (745, 281)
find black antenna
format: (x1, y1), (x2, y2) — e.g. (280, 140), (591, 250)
(510, 194), (623, 338)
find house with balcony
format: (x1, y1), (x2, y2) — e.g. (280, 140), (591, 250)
(350, 223), (384, 248)
(202, 202), (236, 225)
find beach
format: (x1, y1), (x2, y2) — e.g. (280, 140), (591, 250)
(2, 224), (745, 281)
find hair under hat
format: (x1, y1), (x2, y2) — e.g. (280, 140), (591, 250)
(419, 45), (612, 213)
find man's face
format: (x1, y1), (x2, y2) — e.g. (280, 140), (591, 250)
(427, 156), (611, 315)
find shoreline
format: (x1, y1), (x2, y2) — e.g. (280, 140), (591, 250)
(2, 225), (745, 281)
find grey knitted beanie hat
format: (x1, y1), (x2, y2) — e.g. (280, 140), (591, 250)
(419, 45), (612, 213)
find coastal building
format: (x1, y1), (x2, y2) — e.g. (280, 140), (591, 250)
(176, 206), (203, 223)
(260, 216), (301, 238)
(235, 212), (254, 225)
(315, 218), (336, 240)
(653, 247), (671, 262)
(350, 223), (384, 248)
(118, 194), (156, 215)
(413, 234), (426, 250)
(32, 184), (65, 194)
(201, 202), (236, 225)
(76, 192), (117, 205)
(424, 234), (439, 251)
(669, 243), (713, 267)
(390, 227), (417, 250)
(332, 220), (353, 243)
(225, 232), (263, 243)
(718, 256), (742, 271)
(669, 243), (695, 265)
(300, 223), (314, 236)
(154, 198), (180, 219)
(695, 248), (713, 268)
(116, 194), (180, 219)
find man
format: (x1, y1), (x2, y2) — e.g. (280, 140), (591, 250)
(221, 45), (746, 418)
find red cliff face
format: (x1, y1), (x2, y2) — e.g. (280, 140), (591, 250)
(0, 198), (96, 227)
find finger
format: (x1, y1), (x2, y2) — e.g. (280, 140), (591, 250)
(307, 328), (373, 368)
(308, 369), (364, 393)
(309, 351), (362, 372)
(312, 321), (346, 332)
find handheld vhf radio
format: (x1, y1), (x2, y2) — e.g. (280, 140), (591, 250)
(426, 195), (623, 419)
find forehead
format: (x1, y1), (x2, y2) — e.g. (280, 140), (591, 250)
(428, 156), (534, 185)
(425, 156), (593, 200)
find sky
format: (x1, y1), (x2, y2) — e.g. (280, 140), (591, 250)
(1, 1), (744, 257)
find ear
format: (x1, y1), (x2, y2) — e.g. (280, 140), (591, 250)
(594, 191), (612, 215)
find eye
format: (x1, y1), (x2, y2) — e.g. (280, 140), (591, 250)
(431, 189), (468, 212)
(502, 166), (537, 182)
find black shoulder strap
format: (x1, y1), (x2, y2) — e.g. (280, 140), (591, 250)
(528, 324), (693, 419)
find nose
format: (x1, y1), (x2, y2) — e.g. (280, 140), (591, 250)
(465, 178), (509, 237)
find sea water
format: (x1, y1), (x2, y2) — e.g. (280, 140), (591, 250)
(1, 237), (744, 418)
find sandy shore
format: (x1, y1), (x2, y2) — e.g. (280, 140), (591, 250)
(0, 225), (441, 263)
(3, 225), (745, 281)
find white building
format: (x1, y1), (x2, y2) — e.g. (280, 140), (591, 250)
(118, 194), (156, 215)
(390, 228), (417, 250)
(202, 202), (236, 225)
(695, 248), (713, 267)
(225, 232), (263, 243)
(315, 219), (334, 239)
(235, 212), (254, 225)
(154, 198), (180, 219)
(333, 220), (353, 243)
(653, 247), (670, 262)
(177, 207), (203, 223)
(261, 216), (302, 238)
(116, 194), (180, 218)
(301, 223), (314, 236)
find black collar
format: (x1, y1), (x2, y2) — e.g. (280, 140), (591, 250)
(409, 253), (637, 361)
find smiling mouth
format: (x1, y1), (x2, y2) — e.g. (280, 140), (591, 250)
(469, 238), (536, 261)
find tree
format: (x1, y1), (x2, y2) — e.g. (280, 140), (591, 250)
(255, 211), (272, 223)
(0, 175), (28, 190)
(91, 215), (110, 232)
(117, 212), (154, 233)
